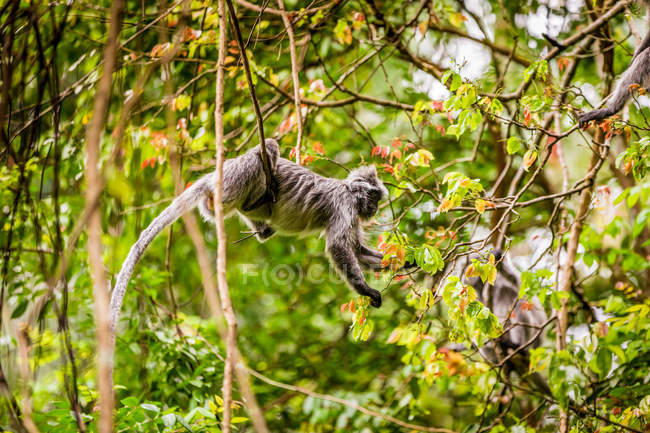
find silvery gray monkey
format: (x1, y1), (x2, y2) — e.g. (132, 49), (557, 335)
(578, 5), (650, 126)
(110, 139), (388, 331)
(465, 250), (550, 393)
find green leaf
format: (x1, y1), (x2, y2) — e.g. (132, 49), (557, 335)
(608, 344), (626, 363)
(523, 64), (536, 82)
(419, 290), (429, 310)
(591, 347), (612, 378)
(506, 137), (521, 154)
(179, 415), (194, 432)
(140, 403), (159, 414)
(11, 299), (28, 319)
(161, 414), (176, 428)
(120, 397), (139, 407)
(415, 245), (444, 274)
(450, 73), (462, 91)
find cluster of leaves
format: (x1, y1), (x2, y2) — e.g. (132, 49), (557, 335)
(617, 136), (650, 181)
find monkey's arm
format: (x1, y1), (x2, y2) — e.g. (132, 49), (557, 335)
(327, 221), (382, 307)
(578, 48), (650, 126)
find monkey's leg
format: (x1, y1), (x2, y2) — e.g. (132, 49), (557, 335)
(327, 239), (382, 308)
(241, 182), (276, 212)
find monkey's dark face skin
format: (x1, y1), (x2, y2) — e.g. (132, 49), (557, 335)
(347, 165), (388, 220)
(355, 186), (383, 219)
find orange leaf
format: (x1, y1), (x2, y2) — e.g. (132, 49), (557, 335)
(437, 198), (453, 213)
(523, 149), (537, 170)
(524, 106), (532, 126)
(464, 264), (476, 279)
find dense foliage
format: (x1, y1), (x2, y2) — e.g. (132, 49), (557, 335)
(2, 0), (650, 432)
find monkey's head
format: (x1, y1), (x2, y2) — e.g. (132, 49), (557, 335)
(347, 165), (388, 220)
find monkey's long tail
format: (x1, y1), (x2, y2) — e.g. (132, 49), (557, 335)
(109, 178), (210, 332)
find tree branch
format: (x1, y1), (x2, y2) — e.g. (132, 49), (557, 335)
(225, 0), (274, 199)
(83, 1), (125, 431)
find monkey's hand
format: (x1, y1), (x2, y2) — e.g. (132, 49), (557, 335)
(366, 288), (382, 308)
(577, 108), (616, 128)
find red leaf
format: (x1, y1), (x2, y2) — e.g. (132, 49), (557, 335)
(524, 106), (532, 126)
(312, 141), (324, 154)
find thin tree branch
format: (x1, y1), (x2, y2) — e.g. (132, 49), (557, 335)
(276, 0), (303, 163)
(225, 0), (274, 199)
(247, 369), (458, 433)
(216, 1), (270, 431)
(83, 0), (125, 431)
(215, 0), (235, 429)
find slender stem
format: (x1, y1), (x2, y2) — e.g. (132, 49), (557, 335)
(215, 1), (234, 431)
(224, 0), (274, 195)
(84, 1), (125, 431)
(276, 0), (303, 163)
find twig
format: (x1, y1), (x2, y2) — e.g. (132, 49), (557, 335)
(215, 1), (235, 430)
(225, 0), (274, 199)
(16, 325), (39, 433)
(83, 1), (125, 431)
(276, 0), (303, 163)
(215, 2), (269, 431)
(247, 369), (458, 433)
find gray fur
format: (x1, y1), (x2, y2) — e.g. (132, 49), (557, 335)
(578, 22), (650, 126)
(464, 250), (549, 393)
(110, 139), (387, 331)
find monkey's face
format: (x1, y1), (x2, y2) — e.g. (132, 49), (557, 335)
(347, 165), (388, 220)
